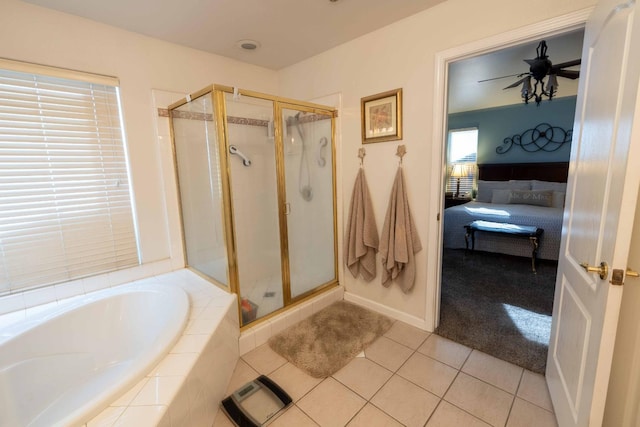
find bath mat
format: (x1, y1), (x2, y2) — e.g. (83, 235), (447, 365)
(268, 300), (393, 378)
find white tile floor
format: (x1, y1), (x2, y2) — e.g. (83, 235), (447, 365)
(212, 321), (557, 427)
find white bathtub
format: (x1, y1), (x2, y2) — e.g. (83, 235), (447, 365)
(0, 283), (189, 427)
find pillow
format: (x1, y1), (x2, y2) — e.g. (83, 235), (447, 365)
(509, 179), (533, 187)
(532, 179), (567, 193)
(508, 189), (554, 207)
(552, 191), (566, 209)
(491, 189), (512, 204)
(476, 180), (531, 203)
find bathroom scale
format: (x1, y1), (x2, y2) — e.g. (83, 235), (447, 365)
(221, 375), (292, 427)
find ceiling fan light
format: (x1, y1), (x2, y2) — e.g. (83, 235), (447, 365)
(546, 74), (559, 92)
(521, 76), (532, 99)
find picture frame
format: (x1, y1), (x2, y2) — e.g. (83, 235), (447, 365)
(361, 88), (403, 144)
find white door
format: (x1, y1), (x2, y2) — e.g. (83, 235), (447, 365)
(547, 0), (640, 425)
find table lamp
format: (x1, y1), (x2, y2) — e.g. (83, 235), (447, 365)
(451, 164), (467, 198)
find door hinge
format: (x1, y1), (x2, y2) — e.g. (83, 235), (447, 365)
(437, 212), (441, 221)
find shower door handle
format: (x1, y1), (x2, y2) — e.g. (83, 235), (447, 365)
(229, 145), (252, 166)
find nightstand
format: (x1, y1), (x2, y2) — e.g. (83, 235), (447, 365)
(445, 196), (471, 208)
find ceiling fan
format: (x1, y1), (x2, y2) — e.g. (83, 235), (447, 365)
(479, 40), (581, 105)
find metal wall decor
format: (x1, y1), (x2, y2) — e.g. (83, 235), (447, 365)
(496, 123), (572, 154)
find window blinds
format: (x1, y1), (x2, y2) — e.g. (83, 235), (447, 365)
(0, 63), (139, 294)
(446, 128), (478, 196)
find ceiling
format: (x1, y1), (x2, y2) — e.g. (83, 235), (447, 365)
(448, 30), (585, 113)
(22, 0), (446, 70)
(20, 0), (583, 112)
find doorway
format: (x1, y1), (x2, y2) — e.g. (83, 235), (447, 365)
(433, 28), (585, 373)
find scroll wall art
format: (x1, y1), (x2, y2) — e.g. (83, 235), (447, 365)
(496, 122), (572, 154)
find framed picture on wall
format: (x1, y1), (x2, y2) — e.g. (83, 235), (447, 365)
(361, 88), (403, 144)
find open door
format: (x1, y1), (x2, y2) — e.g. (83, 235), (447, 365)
(547, 0), (640, 425)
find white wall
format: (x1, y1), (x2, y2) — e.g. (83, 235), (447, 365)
(278, 0), (597, 328)
(0, 0), (278, 268)
(603, 190), (640, 426)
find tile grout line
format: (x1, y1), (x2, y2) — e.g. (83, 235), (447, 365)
(502, 369), (525, 426)
(363, 332), (452, 427)
(348, 332), (429, 426)
(292, 402), (320, 426)
(426, 342), (493, 426)
(362, 343), (413, 426)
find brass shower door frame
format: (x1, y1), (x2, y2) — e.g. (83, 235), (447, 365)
(275, 100), (340, 308)
(169, 85), (339, 328)
(168, 86), (235, 291)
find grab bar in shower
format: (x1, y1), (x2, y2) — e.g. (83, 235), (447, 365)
(229, 145), (252, 166)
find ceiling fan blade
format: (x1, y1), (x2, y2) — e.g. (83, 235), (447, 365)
(477, 73), (523, 83)
(503, 76), (529, 89)
(551, 59), (581, 70)
(523, 58), (537, 66)
(555, 69), (580, 79)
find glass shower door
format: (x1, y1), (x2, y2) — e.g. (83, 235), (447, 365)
(172, 93), (228, 287)
(281, 107), (336, 299)
(226, 94), (284, 324)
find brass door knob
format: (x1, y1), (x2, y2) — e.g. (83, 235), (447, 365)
(627, 268), (639, 278)
(580, 261), (608, 280)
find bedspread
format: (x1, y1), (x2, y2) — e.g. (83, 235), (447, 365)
(443, 201), (563, 260)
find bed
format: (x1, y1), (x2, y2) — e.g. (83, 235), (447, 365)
(443, 162), (569, 261)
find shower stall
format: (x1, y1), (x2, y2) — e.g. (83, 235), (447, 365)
(169, 85), (337, 326)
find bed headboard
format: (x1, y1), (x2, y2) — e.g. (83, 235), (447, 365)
(478, 162), (569, 183)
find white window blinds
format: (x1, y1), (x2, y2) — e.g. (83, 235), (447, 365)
(0, 62), (139, 294)
(446, 128), (478, 197)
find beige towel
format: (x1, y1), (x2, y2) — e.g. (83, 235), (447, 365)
(379, 167), (422, 293)
(344, 168), (379, 281)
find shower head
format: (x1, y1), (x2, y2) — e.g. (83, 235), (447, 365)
(287, 112), (303, 125)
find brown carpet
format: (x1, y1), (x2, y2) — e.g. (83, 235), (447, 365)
(268, 300), (393, 378)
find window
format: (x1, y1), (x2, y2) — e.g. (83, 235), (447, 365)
(0, 60), (139, 294)
(446, 128), (478, 197)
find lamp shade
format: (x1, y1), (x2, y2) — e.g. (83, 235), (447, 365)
(451, 163), (467, 178)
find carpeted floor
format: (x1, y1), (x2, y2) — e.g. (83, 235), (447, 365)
(437, 248), (557, 374)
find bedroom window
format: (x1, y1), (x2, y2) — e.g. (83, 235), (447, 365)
(446, 128), (478, 197)
(0, 59), (140, 295)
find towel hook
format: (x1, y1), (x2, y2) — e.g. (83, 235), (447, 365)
(396, 144), (407, 164)
(358, 147), (366, 167)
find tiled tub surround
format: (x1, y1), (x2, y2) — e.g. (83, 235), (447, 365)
(0, 283), (189, 427)
(0, 269), (239, 427)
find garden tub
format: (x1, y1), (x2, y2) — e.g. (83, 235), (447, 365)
(0, 283), (189, 427)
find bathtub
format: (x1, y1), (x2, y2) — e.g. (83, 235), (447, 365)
(0, 282), (189, 427)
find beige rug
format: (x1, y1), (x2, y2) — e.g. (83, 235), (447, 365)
(268, 300), (393, 378)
